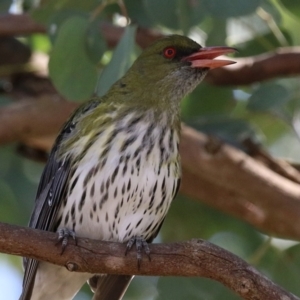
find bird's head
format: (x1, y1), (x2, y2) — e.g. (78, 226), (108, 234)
(110, 35), (236, 115)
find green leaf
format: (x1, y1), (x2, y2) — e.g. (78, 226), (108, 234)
(247, 83), (291, 112)
(47, 10), (86, 43)
(30, 0), (99, 25)
(157, 277), (241, 300)
(49, 16), (98, 101)
(145, 0), (179, 29)
(204, 0), (262, 18)
(0, 147), (12, 177)
(210, 231), (252, 259)
(163, 195), (263, 246)
(0, 181), (16, 223)
(206, 18), (227, 46)
(189, 116), (259, 149)
(177, 0), (205, 34)
(0, 0), (11, 13)
(181, 83), (234, 119)
(124, 0), (155, 28)
(85, 22), (107, 63)
(144, 0), (205, 32)
(281, 0), (300, 20)
(96, 25), (137, 97)
(259, 244), (300, 297)
(28, 34), (51, 53)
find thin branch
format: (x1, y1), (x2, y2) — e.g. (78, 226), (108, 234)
(0, 222), (298, 300)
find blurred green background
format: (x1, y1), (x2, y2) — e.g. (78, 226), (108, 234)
(1, 0), (300, 299)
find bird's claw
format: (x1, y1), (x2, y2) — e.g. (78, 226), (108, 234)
(125, 236), (151, 269)
(56, 227), (77, 254)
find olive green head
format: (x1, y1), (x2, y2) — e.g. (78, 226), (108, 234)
(125, 35), (207, 101)
(107, 34), (235, 114)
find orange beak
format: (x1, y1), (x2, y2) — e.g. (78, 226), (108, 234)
(183, 46), (237, 69)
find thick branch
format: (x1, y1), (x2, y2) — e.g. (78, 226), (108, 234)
(0, 13), (45, 36)
(180, 126), (300, 240)
(0, 96), (77, 145)
(1, 222), (298, 300)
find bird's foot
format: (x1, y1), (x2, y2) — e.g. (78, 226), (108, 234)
(125, 236), (151, 269)
(56, 227), (77, 254)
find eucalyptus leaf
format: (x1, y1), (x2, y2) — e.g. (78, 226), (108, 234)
(85, 22), (107, 63)
(264, 244), (300, 296)
(182, 83), (234, 119)
(157, 277), (240, 300)
(49, 16), (98, 101)
(204, 0), (261, 18)
(31, 0), (99, 25)
(0, 0), (11, 12)
(247, 84), (291, 112)
(281, 0), (300, 20)
(144, 0), (179, 29)
(209, 231), (252, 259)
(96, 25), (137, 97)
(189, 116), (259, 149)
(0, 181), (17, 223)
(144, 0), (205, 32)
(205, 19), (227, 46)
(48, 10), (87, 44)
(177, 0), (205, 33)
(124, 0), (154, 28)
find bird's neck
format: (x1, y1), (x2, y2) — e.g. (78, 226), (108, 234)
(105, 78), (182, 131)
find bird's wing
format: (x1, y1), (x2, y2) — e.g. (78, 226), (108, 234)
(20, 99), (102, 300)
(20, 123), (73, 300)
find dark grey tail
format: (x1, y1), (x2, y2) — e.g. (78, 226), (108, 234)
(88, 275), (133, 300)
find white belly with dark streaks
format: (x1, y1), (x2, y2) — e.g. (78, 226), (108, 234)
(58, 112), (181, 243)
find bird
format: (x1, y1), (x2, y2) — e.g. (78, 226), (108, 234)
(20, 34), (235, 300)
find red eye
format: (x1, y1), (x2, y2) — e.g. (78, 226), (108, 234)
(163, 47), (176, 59)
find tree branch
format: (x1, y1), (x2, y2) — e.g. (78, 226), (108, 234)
(0, 13), (163, 49)
(0, 222), (298, 300)
(0, 96), (76, 145)
(180, 126), (300, 240)
(0, 13), (45, 36)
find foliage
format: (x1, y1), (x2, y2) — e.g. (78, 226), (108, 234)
(1, 0), (300, 299)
